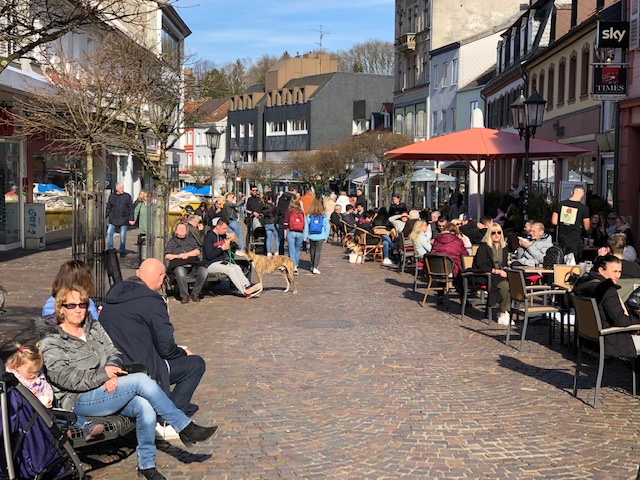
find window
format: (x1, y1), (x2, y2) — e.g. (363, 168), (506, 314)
(569, 53), (577, 101)
(230, 125), (236, 138)
(352, 119), (367, 135)
(248, 123), (254, 137)
(443, 62), (449, 87)
(469, 100), (478, 125)
(433, 65), (438, 93)
(441, 110), (447, 133)
(581, 46), (590, 97)
(186, 130), (193, 146)
(267, 121), (286, 135)
(289, 119), (308, 134)
(416, 103), (426, 137)
(432, 111), (438, 135)
(547, 65), (554, 110)
(161, 26), (181, 68)
(405, 111), (414, 137)
(555, 60), (565, 106)
(451, 59), (458, 85)
(538, 70), (545, 98)
(451, 108), (456, 131)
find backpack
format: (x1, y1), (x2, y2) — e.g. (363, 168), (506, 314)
(309, 215), (323, 235)
(289, 211), (305, 232)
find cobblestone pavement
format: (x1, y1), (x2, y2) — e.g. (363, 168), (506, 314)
(1, 233), (640, 479)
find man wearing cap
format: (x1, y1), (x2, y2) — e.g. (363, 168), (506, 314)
(203, 218), (262, 298)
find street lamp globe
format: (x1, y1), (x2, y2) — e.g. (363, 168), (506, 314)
(510, 93), (526, 131)
(205, 126), (221, 150)
(524, 90), (547, 128)
(363, 160), (374, 172)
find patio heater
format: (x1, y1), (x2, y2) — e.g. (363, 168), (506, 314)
(364, 160), (374, 209)
(510, 91), (546, 221)
(205, 125), (222, 199)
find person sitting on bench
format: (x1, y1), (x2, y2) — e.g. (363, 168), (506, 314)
(164, 223), (208, 303)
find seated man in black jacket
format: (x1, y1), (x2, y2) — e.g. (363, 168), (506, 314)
(165, 223), (208, 303)
(204, 218), (262, 298)
(573, 254), (640, 357)
(459, 216), (492, 245)
(99, 258), (206, 437)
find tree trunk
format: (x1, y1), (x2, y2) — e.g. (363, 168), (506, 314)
(152, 149), (169, 261)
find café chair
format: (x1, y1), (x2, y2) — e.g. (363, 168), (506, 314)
(505, 269), (564, 351)
(329, 221), (342, 245)
(353, 226), (383, 263)
(420, 254), (455, 309)
(341, 220), (356, 247)
(571, 294), (640, 408)
(550, 264), (581, 346)
(397, 234), (415, 274)
(459, 255), (493, 321)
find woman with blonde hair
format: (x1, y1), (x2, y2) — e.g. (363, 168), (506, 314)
(409, 220), (432, 257)
(304, 198), (330, 274)
(284, 198), (306, 275)
(473, 223), (511, 325)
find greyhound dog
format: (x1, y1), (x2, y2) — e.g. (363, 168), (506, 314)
(236, 250), (298, 294)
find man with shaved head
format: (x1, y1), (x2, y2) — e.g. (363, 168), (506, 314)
(100, 258), (206, 438)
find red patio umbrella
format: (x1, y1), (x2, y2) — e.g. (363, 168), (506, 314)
(385, 127), (589, 219)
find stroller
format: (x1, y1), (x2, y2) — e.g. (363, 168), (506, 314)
(0, 357), (87, 479)
(248, 215), (266, 255)
(0, 351), (137, 479)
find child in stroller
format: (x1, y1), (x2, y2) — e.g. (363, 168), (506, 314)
(248, 215), (266, 255)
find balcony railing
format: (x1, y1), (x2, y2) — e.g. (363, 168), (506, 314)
(396, 33), (416, 52)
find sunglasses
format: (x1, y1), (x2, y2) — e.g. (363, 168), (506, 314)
(62, 302), (89, 310)
(491, 231), (502, 235)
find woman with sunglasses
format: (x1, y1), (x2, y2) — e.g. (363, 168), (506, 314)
(472, 224), (511, 325)
(40, 285), (217, 480)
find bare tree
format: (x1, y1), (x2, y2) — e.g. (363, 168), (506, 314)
(240, 160), (286, 191)
(11, 36), (144, 263)
(0, 0), (162, 75)
(285, 145), (345, 194)
(188, 59), (231, 100)
(351, 133), (414, 207)
(246, 54), (279, 86)
(190, 166), (214, 188)
(336, 40), (395, 75)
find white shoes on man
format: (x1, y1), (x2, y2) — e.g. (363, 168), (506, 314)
(497, 312), (513, 325)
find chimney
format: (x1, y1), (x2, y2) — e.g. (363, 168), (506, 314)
(571, 0), (578, 28)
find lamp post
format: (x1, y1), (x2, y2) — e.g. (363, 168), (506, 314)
(510, 90), (546, 221)
(232, 149), (242, 195)
(345, 158), (355, 194)
(434, 162), (441, 210)
(364, 160), (374, 209)
(222, 157), (232, 194)
(205, 126), (221, 199)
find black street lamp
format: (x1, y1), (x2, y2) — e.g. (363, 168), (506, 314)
(510, 90), (546, 221)
(205, 126), (222, 198)
(345, 159), (355, 194)
(364, 160), (374, 209)
(231, 149), (242, 194)
(222, 157), (232, 193)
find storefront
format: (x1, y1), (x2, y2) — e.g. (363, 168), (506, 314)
(0, 140), (22, 249)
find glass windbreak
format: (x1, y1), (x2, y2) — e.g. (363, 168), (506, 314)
(0, 142), (20, 244)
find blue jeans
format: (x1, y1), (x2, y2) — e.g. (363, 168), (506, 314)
(107, 223), (128, 252)
(265, 223), (279, 254)
(382, 234), (395, 260)
(73, 373), (191, 470)
(287, 230), (304, 267)
(227, 219), (244, 250)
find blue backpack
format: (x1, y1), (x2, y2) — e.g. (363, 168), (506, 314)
(309, 215), (323, 235)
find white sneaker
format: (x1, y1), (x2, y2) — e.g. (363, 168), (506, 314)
(312, 268), (321, 274)
(267, 252), (272, 257)
(383, 258), (394, 265)
(497, 312), (511, 325)
(155, 422), (180, 440)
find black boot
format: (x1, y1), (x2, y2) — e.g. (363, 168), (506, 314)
(179, 422), (218, 447)
(137, 467), (166, 480)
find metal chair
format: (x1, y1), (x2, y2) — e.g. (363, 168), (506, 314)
(549, 264), (581, 346)
(397, 234), (415, 274)
(420, 254), (455, 308)
(571, 294), (640, 408)
(505, 268), (564, 351)
(459, 255), (493, 321)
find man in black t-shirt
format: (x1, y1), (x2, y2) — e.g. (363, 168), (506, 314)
(551, 185), (590, 260)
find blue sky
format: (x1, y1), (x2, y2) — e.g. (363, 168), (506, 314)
(176, 0), (395, 66)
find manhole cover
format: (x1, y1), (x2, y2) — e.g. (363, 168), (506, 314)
(296, 319), (355, 329)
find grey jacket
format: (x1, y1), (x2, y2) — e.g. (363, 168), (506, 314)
(39, 317), (123, 410)
(513, 233), (553, 267)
